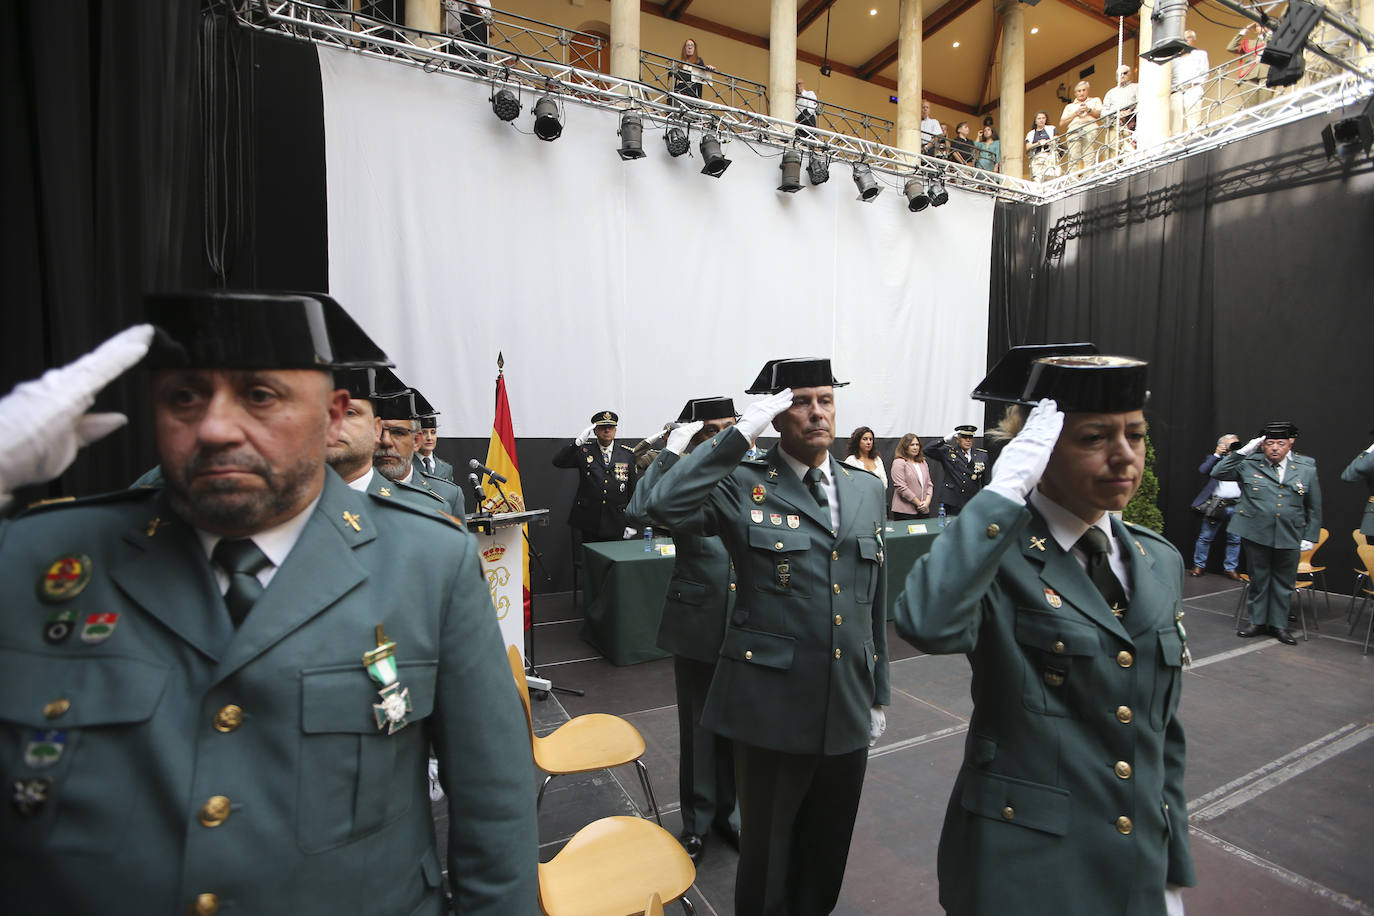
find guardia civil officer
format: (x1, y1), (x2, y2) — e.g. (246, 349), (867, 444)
(1211, 421), (1322, 645)
(924, 423), (989, 515)
(414, 413), (455, 482)
(1340, 430), (1374, 538)
(637, 358), (889, 916)
(0, 291), (537, 915)
(552, 409), (639, 543)
(894, 345), (1195, 915)
(625, 397), (742, 864)
(374, 384), (465, 519)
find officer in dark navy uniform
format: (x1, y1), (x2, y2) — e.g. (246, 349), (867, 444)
(925, 423), (989, 516)
(552, 410), (639, 543)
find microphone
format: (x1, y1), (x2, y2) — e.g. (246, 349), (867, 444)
(468, 459), (508, 484)
(467, 472), (486, 505)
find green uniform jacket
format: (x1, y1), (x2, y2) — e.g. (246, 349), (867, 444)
(1340, 450), (1374, 536)
(1211, 450), (1322, 548)
(413, 454), (456, 483)
(0, 472), (537, 915)
(626, 449), (736, 664)
(404, 467), (465, 519)
(640, 428), (890, 756)
(893, 491), (1195, 915)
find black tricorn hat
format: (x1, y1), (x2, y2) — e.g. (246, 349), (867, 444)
(972, 343), (1098, 404)
(143, 290), (392, 371)
(745, 358), (849, 395)
(335, 367), (381, 400)
(974, 344), (1148, 413)
(374, 389), (417, 421)
(677, 397), (737, 422)
(1260, 421), (1299, 439)
(411, 389), (439, 420)
(419, 415), (438, 430)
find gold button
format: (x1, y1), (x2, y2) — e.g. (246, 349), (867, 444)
(1115, 761), (1133, 779)
(1117, 651), (1133, 668)
(775, 541), (784, 550)
(190, 893), (220, 916)
(43, 698), (71, 719)
(986, 523), (1000, 538)
(832, 550), (839, 560)
(199, 795), (231, 827)
(745, 650), (753, 660)
(213, 705), (244, 733)
(1043, 669), (1064, 687)
(834, 615), (843, 626)
(1116, 706), (1133, 724)
(833, 583), (841, 594)
(729, 583), (737, 592)
(1052, 640), (1065, 654)
(1116, 815), (1133, 835)
(834, 648), (842, 659)
(1001, 806), (1015, 820)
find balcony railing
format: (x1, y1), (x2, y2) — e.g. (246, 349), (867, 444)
(639, 49), (769, 115)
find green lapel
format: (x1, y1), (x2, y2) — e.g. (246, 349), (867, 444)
(833, 458), (871, 545)
(1114, 517), (1172, 638)
(765, 448), (832, 532)
(210, 474), (373, 686)
(109, 493), (233, 661)
(1021, 509), (1131, 642)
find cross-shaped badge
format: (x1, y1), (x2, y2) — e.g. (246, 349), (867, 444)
(145, 517), (165, 537)
(1112, 603), (1125, 619)
(342, 511), (362, 532)
(379, 487), (391, 496)
(1029, 536), (1047, 551)
(767, 468), (779, 479)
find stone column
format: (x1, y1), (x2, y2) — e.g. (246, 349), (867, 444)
(770, 0), (798, 125)
(610, 0), (641, 82)
(404, 0), (440, 35)
(1134, 12), (1172, 148)
(1358, 0), (1374, 69)
(996, 0), (1025, 178)
(896, 0), (924, 154)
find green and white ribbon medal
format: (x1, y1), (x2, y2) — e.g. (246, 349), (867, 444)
(363, 624), (412, 734)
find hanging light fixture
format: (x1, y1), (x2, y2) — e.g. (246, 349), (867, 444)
(617, 112), (646, 160)
(807, 150), (831, 185)
(778, 150), (803, 192)
(929, 175), (950, 207)
(664, 123), (690, 157)
(852, 162), (880, 201)
(532, 97), (562, 141)
(699, 134), (731, 177)
(904, 177), (930, 212)
(490, 89), (520, 122)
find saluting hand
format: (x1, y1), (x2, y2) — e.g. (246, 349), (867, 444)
(735, 388), (795, 444)
(1238, 435), (1264, 455)
(574, 424), (598, 446)
(0, 324), (154, 507)
(986, 398), (1065, 504)
(666, 420), (703, 456)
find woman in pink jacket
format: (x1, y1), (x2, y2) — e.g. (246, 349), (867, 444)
(890, 433), (933, 519)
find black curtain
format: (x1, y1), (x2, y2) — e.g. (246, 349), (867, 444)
(989, 103), (1374, 589)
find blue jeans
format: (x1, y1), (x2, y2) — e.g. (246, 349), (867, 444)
(1192, 505), (1241, 571)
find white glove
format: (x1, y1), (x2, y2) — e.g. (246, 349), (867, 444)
(646, 426), (672, 447)
(1238, 435), (1264, 455)
(1365, 442), (1374, 454)
(427, 757), (445, 802)
(665, 420), (703, 455)
(0, 324), (154, 505)
(734, 389), (794, 444)
(1164, 886), (1185, 916)
(1300, 539), (1315, 552)
(623, 526), (637, 540)
(869, 706), (887, 746)
(574, 424), (597, 446)
(986, 399), (1065, 505)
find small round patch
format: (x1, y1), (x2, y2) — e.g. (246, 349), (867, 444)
(37, 554), (93, 604)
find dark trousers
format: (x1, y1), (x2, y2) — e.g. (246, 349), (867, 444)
(891, 510), (929, 521)
(1243, 540), (1301, 629)
(734, 743), (868, 915)
(673, 656), (738, 836)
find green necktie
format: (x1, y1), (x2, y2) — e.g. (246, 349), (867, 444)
(805, 466), (829, 510)
(213, 538), (270, 627)
(1077, 527), (1128, 619)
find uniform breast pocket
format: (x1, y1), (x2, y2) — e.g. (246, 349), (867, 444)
(747, 526), (811, 596)
(297, 659), (437, 853)
(0, 647), (169, 854)
(1151, 627), (1184, 729)
(855, 536), (881, 604)
(1013, 610), (1099, 718)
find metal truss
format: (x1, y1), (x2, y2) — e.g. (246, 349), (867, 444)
(639, 50), (769, 116)
(231, 0), (1369, 209)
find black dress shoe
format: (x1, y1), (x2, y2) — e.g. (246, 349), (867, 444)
(1237, 623), (1267, 638)
(1274, 628), (1298, 645)
(712, 821), (741, 851)
(678, 832), (705, 863)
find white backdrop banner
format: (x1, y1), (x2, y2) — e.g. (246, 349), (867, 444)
(318, 45), (995, 440)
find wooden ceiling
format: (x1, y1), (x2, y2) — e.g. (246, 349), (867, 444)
(641, 0), (1150, 115)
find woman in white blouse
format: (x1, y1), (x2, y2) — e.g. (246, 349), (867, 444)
(889, 433), (933, 519)
(843, 426), (887, 490)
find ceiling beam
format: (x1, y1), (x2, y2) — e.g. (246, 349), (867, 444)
(642, 2), (770, 52)
(798, 0), (839, 35)
(663, 0), (695, 20)
(1053, 0), (1140, 34)
(856, 0), (983, 80)
(980, 35), (1120, 113)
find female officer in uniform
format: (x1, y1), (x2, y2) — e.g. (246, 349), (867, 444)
(894, 345), (1194, 915)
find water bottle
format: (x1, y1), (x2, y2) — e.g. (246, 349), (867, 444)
(937, 504), (947, 529)
(643, 526), (654, 552)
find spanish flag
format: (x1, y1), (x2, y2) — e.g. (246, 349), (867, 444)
(483, 363), (530, 630)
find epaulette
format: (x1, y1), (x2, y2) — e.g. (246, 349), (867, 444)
(843, 463), (879, 479)
(20, 487), (158, 517)
(1122, 519), (1171, 548)
(367, 490), (468, 530)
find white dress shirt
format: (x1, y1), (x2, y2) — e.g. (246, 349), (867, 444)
(196, 492), (322, 593)
(779, 448), (841, 532)
(1030, 488), (1132, 598)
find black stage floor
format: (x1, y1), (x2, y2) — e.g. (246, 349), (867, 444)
(445, 573), (1374, 915)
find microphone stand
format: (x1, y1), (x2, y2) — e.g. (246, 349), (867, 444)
(486, 473), (584, 699)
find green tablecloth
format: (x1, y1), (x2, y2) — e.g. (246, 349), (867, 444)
(579, 526), (942, 665)
(579, 539), (676, 665)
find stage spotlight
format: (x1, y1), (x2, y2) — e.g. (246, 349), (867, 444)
(904, 177), (930, 212)
(778, 150), (803, 192)
(617, 112), (646, 160)
(664, 125), (690, 157)
(1104, 0), (1140, 16)
(1322, 96), (1374, 159)
(532, 97), (562, 141)
(699, 134), (731, 177)
(1262, 0), (1322, 70)
(491, 89), (521, 122)
(929, 176), (949, 207)
(852, 162), (880, 201)
(807, 150), (831, 185)
(1142, 0), (1189, 63)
